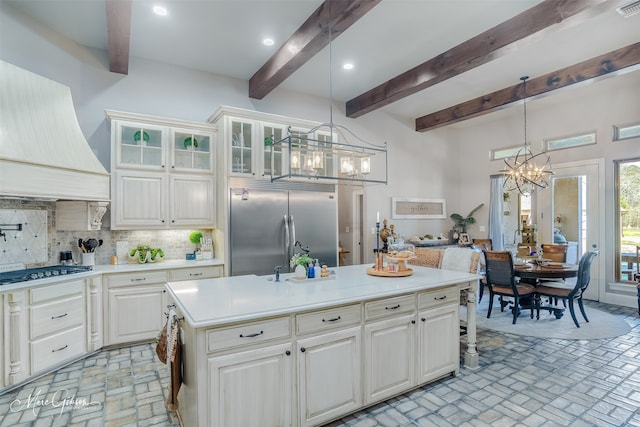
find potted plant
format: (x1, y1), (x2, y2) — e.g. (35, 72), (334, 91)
(189, 230), (203, 254)
(450, 203), (484, 233)
(290, 252), (313, 278)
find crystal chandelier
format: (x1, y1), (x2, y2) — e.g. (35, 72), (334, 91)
(501, 76), (554, 196)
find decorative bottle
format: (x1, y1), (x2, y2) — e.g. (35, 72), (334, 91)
(307, 262), (315, 278)
(314, 259), (321, 278)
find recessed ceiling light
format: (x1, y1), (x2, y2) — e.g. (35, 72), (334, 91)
(343, 63), (354, 70)
(263, 38), (275, 46)
(153, 5), (168, 16)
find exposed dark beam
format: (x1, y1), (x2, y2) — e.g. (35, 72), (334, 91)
(346, 0), (611, 118)
(249, 0), (381, 100)
(415, 42), (640, 132)
(106, 0), (132, 75)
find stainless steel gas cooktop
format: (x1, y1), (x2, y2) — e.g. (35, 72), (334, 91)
(0, 265), (93, 286)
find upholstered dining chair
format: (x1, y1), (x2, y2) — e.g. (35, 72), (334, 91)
(483, 250), (536, 324)
(409, 247), (443, 269)
(472, 239), (492, 301)
(541, 244), (568, 263)
(535, 250), (599, 328)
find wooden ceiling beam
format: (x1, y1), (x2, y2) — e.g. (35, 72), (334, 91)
(415, 42), (640, 132)
(106, 0), (132, 75)
(249, 0), (381, 100)
(346, 0), (611, 118)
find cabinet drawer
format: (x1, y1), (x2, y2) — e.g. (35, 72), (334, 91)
(105, 270), (168, 287)
(169, 266), (223, 281)
(30, 295), (84, 339)
(207, 317), (290, 353)
(365, 295), (415, 321)
(30, 280), (82, 304)
(31, 325), (86, 373)
(418, 287), (459, 309)
(296, 304), (361, 335)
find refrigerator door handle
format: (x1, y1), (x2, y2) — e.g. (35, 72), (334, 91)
(284, 214), (290, 261)
(290, 215), (296, 254)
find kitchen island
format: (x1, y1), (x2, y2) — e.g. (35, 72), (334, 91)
(165, 264), (479, 427)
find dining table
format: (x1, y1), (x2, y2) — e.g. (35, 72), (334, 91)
(514, 261), (579, 319)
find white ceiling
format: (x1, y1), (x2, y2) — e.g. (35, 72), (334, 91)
(5, 0), (640, 124)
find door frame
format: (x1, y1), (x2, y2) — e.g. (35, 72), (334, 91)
(537, 158), (604, 301)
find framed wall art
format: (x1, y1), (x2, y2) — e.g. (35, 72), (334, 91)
(391, 198), (446, 219)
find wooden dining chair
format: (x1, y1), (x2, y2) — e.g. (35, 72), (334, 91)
(541, 244), (568, 263)
(535, 251), (599, 328)
(483, 250), (536, 324)
(472, 239), (492, 301)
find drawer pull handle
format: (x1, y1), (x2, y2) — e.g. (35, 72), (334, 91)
(385, 304), (400, 310)
(322, 316), (341, 323)
(131, 278), (147, 282)
(434, 296), (447, 300)
(189, 273), (203, 277)
(51, 313), (68, 319)
(52, 344), (68, 353)
(239, 330), (264, 338)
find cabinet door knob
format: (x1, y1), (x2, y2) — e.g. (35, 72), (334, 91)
(421, 318), (426, 322)
(285, 350), (291, 356)
(411, 320), (416, 324)
(300, 347), (306, 353)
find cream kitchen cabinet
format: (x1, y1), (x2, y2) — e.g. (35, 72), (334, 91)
(296, 304), (362, 427)
(417, 287), (460, 383)
(106, 110), (216, 230)
(209, 106), (337, 181)
(29, 280), (86, 375)
(207, 316), (293, 427)
(168, 265), (223, 281)
(363, 294), (416, 405)
(103, 270), (168, 346)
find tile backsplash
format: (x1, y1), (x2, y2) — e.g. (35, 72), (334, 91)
(0, 208), (48, 264)
(0, 199), (214, 267)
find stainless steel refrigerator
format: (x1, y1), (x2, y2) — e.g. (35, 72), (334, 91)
(229, 188), (338, 276)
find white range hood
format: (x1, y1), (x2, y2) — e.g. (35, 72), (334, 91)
(0, 61), (110, 202)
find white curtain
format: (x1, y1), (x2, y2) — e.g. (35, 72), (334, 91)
(489, 175), (504, 250)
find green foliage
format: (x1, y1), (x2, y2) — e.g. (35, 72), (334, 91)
(290, 253), (313, 269)
(189, 231), (203, 245)
(450, 203), (484, 233)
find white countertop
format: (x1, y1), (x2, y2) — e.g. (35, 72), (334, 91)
(166, 264), (480, 329)
(0, 258), (224, 292)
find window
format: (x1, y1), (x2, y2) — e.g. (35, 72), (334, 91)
(616, 158), (640, 282)
(545, 132), (596, 151)
(613, 122), (640, 141)
(491, 145), (523, 161)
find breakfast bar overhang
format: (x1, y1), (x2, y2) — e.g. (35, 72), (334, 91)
(165, 264), (480, 427)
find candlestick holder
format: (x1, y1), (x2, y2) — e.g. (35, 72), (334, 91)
(375, 221), (381, 270)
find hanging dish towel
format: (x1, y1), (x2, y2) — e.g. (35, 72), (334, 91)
(166, 315), (182, 411)
(155, 319), (168, 364)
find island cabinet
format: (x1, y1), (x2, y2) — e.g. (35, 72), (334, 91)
(207, 317), (293, 427)
(363, 294), (416, 405)
(296, 304), (363, 427)
(167, 265), (478, 427)
(106, 110), (217, 230)
(417, 287), (460, 383)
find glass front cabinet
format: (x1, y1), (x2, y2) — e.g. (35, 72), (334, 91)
(209, 107), (338, 182)
(106, 110), (216, 230)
